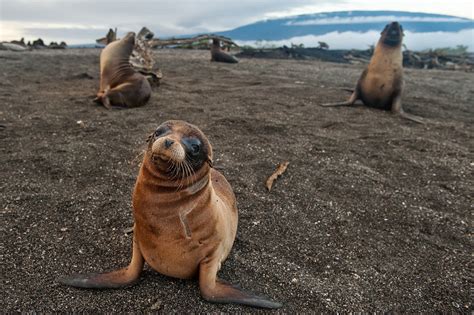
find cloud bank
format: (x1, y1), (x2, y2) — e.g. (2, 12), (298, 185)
(0, 0), (472, 45)
(286, 16), (471, 26)
(236, 29), (474, 51)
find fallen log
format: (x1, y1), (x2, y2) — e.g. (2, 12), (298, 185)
(149, 34), (238, 48)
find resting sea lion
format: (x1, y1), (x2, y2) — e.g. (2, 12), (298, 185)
(10, 38), (26, 47)
(211, 39), (238, 64)
(94, 32), (151, 109)
(60, 120), (282, 309)
(321, 22), (424, 124)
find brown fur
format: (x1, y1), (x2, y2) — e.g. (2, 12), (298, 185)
(210, 39), (238, 64)
(60, 120), (281, 309)
(322, 22), (424, 123)
(95, 32), (151, 109)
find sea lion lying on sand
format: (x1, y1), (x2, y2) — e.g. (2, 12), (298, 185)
(211, 39), (238, 64)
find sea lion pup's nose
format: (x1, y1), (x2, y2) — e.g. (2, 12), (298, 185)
(164, 139), (174, 149)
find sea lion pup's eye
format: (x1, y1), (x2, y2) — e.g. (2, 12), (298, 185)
(154, 126), (169, 137)
(191, 144), (201, 155)
(182, 138), (202, 157)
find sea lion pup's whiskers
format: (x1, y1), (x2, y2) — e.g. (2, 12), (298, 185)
(321, 21), (424, 124)
(60, 120), (282, 309)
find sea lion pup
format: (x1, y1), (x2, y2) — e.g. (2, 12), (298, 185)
(210, 39), (238, 63)
(94, 32), (151, 109)
(60, 120), (282, 309)
(321, 22), (424, 124)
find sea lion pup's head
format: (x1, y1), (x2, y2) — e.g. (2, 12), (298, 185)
(122, 32), (136, 45)
(147, 120), (213, 181)
(380, 21), (404, 47)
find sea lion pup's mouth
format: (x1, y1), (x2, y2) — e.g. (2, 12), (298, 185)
(381, 21), (404, 46)
(151, 137), (184, 162)
(148, 120), (212, 182)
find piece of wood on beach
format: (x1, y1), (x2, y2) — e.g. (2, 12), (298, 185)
(265, 161), (289, 192)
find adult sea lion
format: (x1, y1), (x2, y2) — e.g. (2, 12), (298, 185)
(10, 38), (26, 47)
(211, 39), (238, 64)
(94, 32), (151, 109)
(60, 120), (282, 309)
(321, 22), (424, 124)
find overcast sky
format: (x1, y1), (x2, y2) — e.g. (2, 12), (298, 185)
(1, 0), (473, 44)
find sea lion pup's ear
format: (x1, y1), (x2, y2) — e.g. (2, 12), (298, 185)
(207, 157), (214, 168)
(146, 133), (153, 143)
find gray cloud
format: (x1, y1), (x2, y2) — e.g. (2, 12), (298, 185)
(2, 0), (472, 44)
(1, 0), (335, 35)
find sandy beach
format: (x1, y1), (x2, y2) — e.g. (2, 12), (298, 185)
(1, 48), (472, 312)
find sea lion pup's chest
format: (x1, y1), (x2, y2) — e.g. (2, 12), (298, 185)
(132, 171), (236, 279)
(359, 47), (403, 109)
(99, 40), (135, 89)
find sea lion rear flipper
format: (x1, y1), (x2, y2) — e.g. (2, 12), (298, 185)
(60, 232), (144, 289)
(391, 95), (425, 124)
(321, 90), (359, 107)
(199, 259), (282, 309)
(399, 111), (425, 124)
(212, 51), (239, 64)
(93, 93), (113, 110)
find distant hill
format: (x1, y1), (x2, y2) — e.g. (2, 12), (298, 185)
(216, 11), (474, 41)
(69, 11), (474, 51)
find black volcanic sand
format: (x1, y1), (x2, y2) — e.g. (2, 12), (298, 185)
(1, 49), (473, 313)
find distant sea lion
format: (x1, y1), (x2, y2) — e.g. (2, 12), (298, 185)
(96, 28), (117, 46)
(321, 22), (423, 124)
(211, 39), (238, 64)
(60, 120), (282, 309)
(94, 32), (151, 109)
(10, 38), (26, 47)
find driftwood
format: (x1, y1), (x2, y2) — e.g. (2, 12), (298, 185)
(265, 161), (289, 192)
(403, 50), (473, 71)
(137, 27), (154, 40)
(149, 34), (238, 49)
(131, 29), (162, 85)
(237, 46), (348, 63)
(237, 46), (473, 71)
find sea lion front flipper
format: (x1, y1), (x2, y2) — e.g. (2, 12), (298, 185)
(60, 231), (144, 289)
(93, 93), (112, 110)
(391, 95), (425, 124)
(321, 90), (359, 107)
(199, 258), (282, 309)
